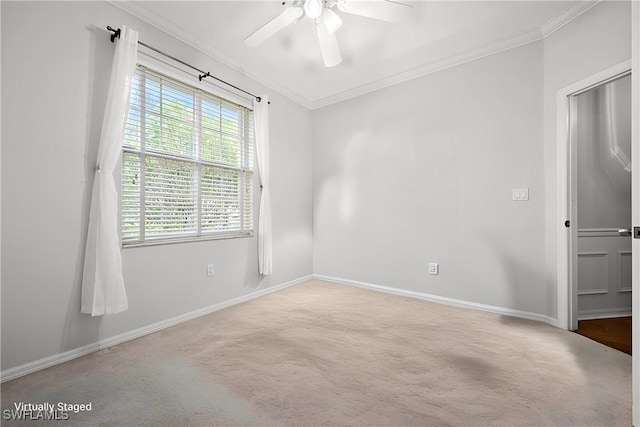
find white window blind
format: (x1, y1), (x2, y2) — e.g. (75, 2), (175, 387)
(122, 65), (254, 245)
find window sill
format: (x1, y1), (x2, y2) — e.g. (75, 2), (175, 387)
(122, 232), (254, 248)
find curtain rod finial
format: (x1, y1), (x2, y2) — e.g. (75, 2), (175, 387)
(107, 26), (121, 43)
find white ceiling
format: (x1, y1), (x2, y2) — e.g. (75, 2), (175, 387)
(113, 0), (597, 109)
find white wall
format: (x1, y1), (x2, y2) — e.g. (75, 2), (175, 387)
(543, 0), (631, 318)
(313, 1), (632, 321)
(313, 42), (547, 315)
(1, 1), (313, 372)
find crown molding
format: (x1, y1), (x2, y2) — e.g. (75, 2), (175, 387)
(106, 0), (313, 110)
(540, 0), (602, 38)
(107, 0), (603, 111)
(311, 28), (544, 109)
(313, 1), (602, 110)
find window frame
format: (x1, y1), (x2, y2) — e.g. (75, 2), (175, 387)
(120, 59), (256, 247)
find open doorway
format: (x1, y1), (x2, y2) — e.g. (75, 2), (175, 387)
(571, 73), (632, 354)
(556, 60), (632, 332)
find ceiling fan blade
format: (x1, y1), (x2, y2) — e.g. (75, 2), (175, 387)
(322, 8), (343, 34)
(336, 0), (413, 23)
(315, 19), (342, 67)
(244, 6), (304, 47)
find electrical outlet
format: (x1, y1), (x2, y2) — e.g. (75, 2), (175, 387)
(428, 263), (439, 275)
(207, 264), (215, 277)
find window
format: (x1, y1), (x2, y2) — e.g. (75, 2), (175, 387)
(121, 65), (254, 245)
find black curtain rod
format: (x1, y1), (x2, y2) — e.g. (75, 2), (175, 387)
(107, 26), (266, 104)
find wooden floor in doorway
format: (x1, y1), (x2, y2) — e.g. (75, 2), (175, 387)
(575, 317), (631, 355)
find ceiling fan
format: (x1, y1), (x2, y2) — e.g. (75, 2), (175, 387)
(244, 0), (413, 68)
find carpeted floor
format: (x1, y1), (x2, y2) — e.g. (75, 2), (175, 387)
(1, 280), (632, 426)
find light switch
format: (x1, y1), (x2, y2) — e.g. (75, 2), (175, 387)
(512, 188), (529, 201)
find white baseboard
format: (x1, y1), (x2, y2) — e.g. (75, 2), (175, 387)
(578, 307), (632, 320)
(314, 274), (559, 327)
(1, 275), (312, 384)
(3, 273), (564, 383)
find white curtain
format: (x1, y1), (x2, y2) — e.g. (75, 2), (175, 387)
(253, 96), (272, 276)
(81, 26), (138, 316)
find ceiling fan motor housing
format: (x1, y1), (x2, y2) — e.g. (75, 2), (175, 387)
(304, 0), (324, 19)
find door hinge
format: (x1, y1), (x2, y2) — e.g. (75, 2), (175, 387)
(564, 220), (570, 228)
(634, 226), (640, 239)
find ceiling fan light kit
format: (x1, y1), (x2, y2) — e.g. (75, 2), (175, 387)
(304, 0), (324, 19)
(245, 0), (413, 68)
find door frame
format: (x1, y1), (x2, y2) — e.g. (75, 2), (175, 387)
(631, 3), (639, 425)
(556, 60), (632, 332)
